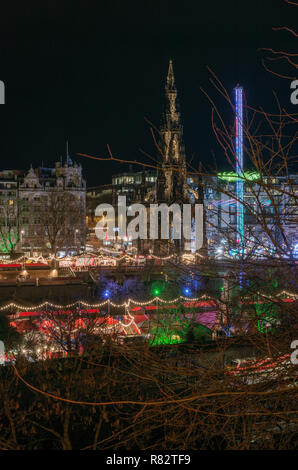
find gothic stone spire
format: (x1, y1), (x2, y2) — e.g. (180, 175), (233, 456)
(160, 59), (185, 166)
(157, 60), (187, 205)
(166, 59), (175, 91)
(154, 60), (189, 255)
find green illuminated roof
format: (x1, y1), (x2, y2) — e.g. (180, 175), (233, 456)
(217, 171), (260, 182)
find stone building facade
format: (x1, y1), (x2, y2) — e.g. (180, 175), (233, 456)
(0, 158), (86, 257)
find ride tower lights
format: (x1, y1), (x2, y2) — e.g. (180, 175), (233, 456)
(234, 85), (244, 259)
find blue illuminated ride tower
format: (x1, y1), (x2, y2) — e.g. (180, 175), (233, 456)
(234, 85), (244, 258)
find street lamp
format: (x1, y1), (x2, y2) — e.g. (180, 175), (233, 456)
(104, 289), (111, 315)
(20, 230), (25, 252)
(75, 229), (79, 254)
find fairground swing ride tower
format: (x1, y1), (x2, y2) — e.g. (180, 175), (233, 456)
(234, 85), (244, 259)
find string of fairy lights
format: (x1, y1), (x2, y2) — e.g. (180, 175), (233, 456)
(0, 249), (204, 266)
(1, 294), (216, 312)
(1, 290), (297, 312)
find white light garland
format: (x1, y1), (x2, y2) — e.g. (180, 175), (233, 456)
(2, 294), (219, 312)
(2, 288), (296, 313)
(242, 290), (298, 301)
(0, 248), (206, 269)
(150, 254), (176, 260)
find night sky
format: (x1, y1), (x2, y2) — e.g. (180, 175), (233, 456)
(0, 0), (296, 186)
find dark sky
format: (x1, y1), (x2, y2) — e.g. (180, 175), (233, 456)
(0, 0), (296, 186)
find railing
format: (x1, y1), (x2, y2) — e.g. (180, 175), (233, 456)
(69, 267), (77, 278)
(88, 269), (98, 283)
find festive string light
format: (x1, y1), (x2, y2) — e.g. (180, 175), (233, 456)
(0, 287), (296, 314)
(2, 294), (218, 313)
(0, 248), (206, 273)
(150, 253), (176, 260)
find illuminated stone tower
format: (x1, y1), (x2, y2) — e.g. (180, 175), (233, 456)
(153, 60), (188, 255)
(156, 59), (187, 205)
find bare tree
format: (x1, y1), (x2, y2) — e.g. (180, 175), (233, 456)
(0, 0), (297, 451)
(38, 191), (85, 256)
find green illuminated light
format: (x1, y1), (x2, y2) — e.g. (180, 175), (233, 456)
(218, 171), (260, 182)
(150, 333), (182, 346)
